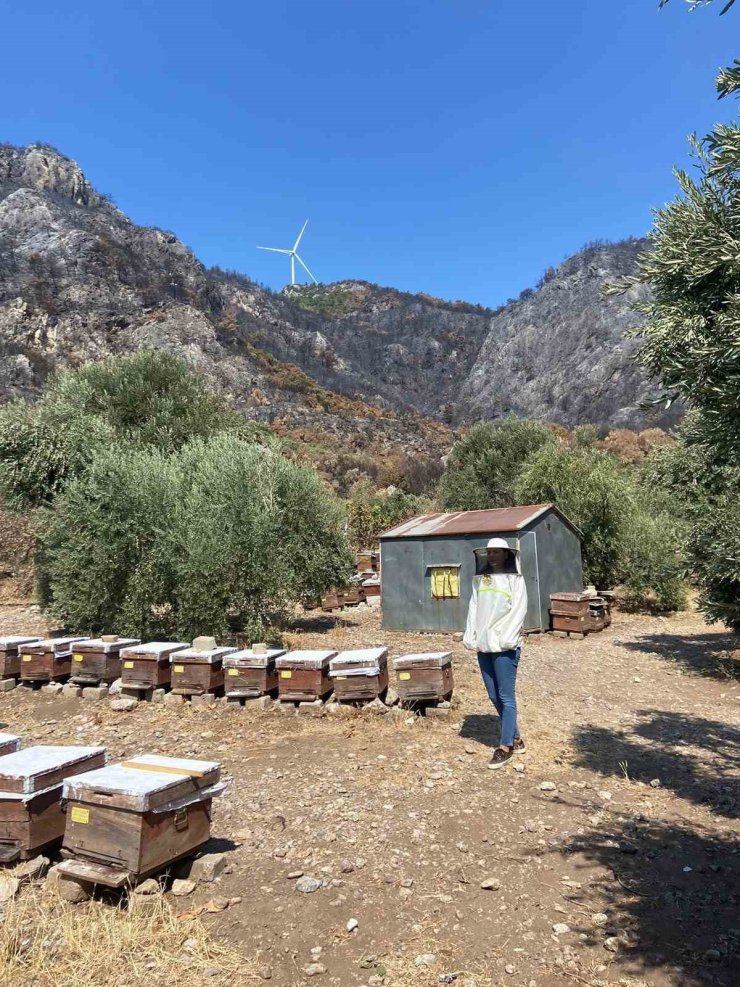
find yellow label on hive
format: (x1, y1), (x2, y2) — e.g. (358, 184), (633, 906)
(280, 670), (292, 679)
(70, 806), (89, 824)
(173, 665), (184, 673)
(22, 656), (32, 662)
(123, 661), (134, 669)
(399, 671), (412, 680)
(73, 654), (84, 662)
(227, 668), (239, 676)
(336, 675), (347, 680)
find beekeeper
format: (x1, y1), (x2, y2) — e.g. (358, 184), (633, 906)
(463, 537), (528, 770)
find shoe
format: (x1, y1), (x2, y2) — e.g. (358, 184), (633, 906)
(487, 747), (514, 770)
(513, 737), (526, 755)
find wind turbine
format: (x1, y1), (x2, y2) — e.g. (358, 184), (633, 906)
(256, 220), (318, 286)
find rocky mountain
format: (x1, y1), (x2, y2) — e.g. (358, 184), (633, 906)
(0, 144), (676, 481)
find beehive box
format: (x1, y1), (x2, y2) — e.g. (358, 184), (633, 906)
(59, 754), (224, 885)
(0, 734), (21, 757)
(549, 591), (594, 616)
(169, 646), (236, 696)
(276, 650), (336, 702)
(70, 636), (141, 685)
(0, 745), (105, 862)
(223, 648), (286, 698)
(119, 641), (188, 691)
(394, 652), (454, 703)
(329, 647), (389, 702)
(19, 637), (89, 683)
(0, 637), (42, 680)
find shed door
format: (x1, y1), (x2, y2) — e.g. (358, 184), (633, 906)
(517, 531), (543, 632)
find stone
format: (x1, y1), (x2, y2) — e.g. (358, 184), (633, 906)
(592, 913), (609, 926)
(0, 876), (20, 902)
(82, 685), (109, 700)
(704, 949), (721, 962)
(295, 876), (323, 894)
(366, 697), (388, 714)
(14, 856), (49, 883)
(346, 917), (359, 932)
(257, 965), (273, 980)
(513, 763), (525, 773)
(42, 682), (64, 695)
(598, 791), (612, 801)
(415, 954), (437, 968)
(192, 693), (216, 707)
(339, 859), (355, 874)
(553, 923), (571, 935)
(303, 963), (326, 977)
(62, 683), (81, 698)
(287, 870), (304, 879)
(569, 632), (585, 640)
(426, 706), (450, 720)
(110, 697), (138, 712)
(298, 699), (324, 716)
(552, 630), (568, 638)
(385, 686), (399, 706)
(134, 878), (160, 895)
(52, 872), (92, 903)
(257, 695), (274, 710)
(504, 964), (516, 975)
(604, 937), (620, 953)
(108, 677), (123, 695)
(164, 692), (185, 707)
(452, 632), (464, 642)
(190, 852), (227, 883)
(649, 778), (661, 788)
(152, 688), (166, 703)
(0, 678), (17, 692)
(480, 877), (500, 891)
(539, 781), (557, 791)
(172, 878), (197, 896)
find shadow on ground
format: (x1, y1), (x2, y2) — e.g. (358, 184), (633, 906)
(623, 631), (739, 680)
(559, 817), (739, 986)
(458, 712), (501, 748)
(571, 710), (739, 819)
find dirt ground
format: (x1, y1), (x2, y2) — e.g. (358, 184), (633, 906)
(0, 602), (737, 987)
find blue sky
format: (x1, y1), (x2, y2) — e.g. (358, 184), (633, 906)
(1, 0), (735, 307)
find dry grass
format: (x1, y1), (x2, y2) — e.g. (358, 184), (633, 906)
(0, 887), (259, 987)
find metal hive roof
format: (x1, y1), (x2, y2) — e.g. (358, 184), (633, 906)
(379, 503), (578, 539)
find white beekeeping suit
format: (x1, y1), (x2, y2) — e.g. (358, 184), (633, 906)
(463, 541), (528, 654)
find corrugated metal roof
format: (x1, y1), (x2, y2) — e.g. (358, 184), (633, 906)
(380, 503), (571, 539)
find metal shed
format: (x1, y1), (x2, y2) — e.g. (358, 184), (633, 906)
(379, 503), (583, 633)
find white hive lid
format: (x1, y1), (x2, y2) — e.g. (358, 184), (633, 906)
(394, 652), (452, 669)
(276, 650), (336, 670)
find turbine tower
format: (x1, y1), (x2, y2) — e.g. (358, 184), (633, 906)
(256, 220), (318, 286)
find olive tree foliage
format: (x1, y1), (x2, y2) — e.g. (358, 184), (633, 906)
(438, 418), (555, 511)
(39, 436), (354, 640)
(0, 351), (244, 510)
(609, 41), (740, 625)
(515, 444), (687, 609)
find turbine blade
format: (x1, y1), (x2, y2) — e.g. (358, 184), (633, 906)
(293, 219), (309, 252)
(295, 253), (318, 284)
(256, 246), (291, 253)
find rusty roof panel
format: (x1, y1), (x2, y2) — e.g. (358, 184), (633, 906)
(380, 504), (554, 539)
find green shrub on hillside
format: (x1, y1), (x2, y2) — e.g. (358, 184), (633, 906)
(0, 351), (245, 510)
(438, 418), (555, 511)
(39, 436), (353, 640)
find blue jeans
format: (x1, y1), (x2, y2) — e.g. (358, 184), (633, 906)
(477, 649), (520, 747)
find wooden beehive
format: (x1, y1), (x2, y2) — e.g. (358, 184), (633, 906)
(329, 647), (389, 702)
(59, 754), (224, 885)
(394, 652), (454, 703)
(18, 637), (89, 683)
(0, 734), (21, 757)
(70, 636), (141, 686)
(276, 650), (336, 702)
(0, 745), (105, 862)
(119, 641), (188, 691)
(550, 592), (609, 634)
(169, 645), (236, 696)
(223, 648), (286, 698)
(0, 637), (42, 680)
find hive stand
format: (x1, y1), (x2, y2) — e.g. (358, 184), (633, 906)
(0, 745), (105, 862)
(58, 754), (224, 887)
(223, 647), (286, 703)
(120, 642), (189, 699)
(18, 637), (89, 686)
(394, 652), (454, 714)
(329, 647), (389, 704)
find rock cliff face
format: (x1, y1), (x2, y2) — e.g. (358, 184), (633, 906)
(0, 143), (673, 448)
